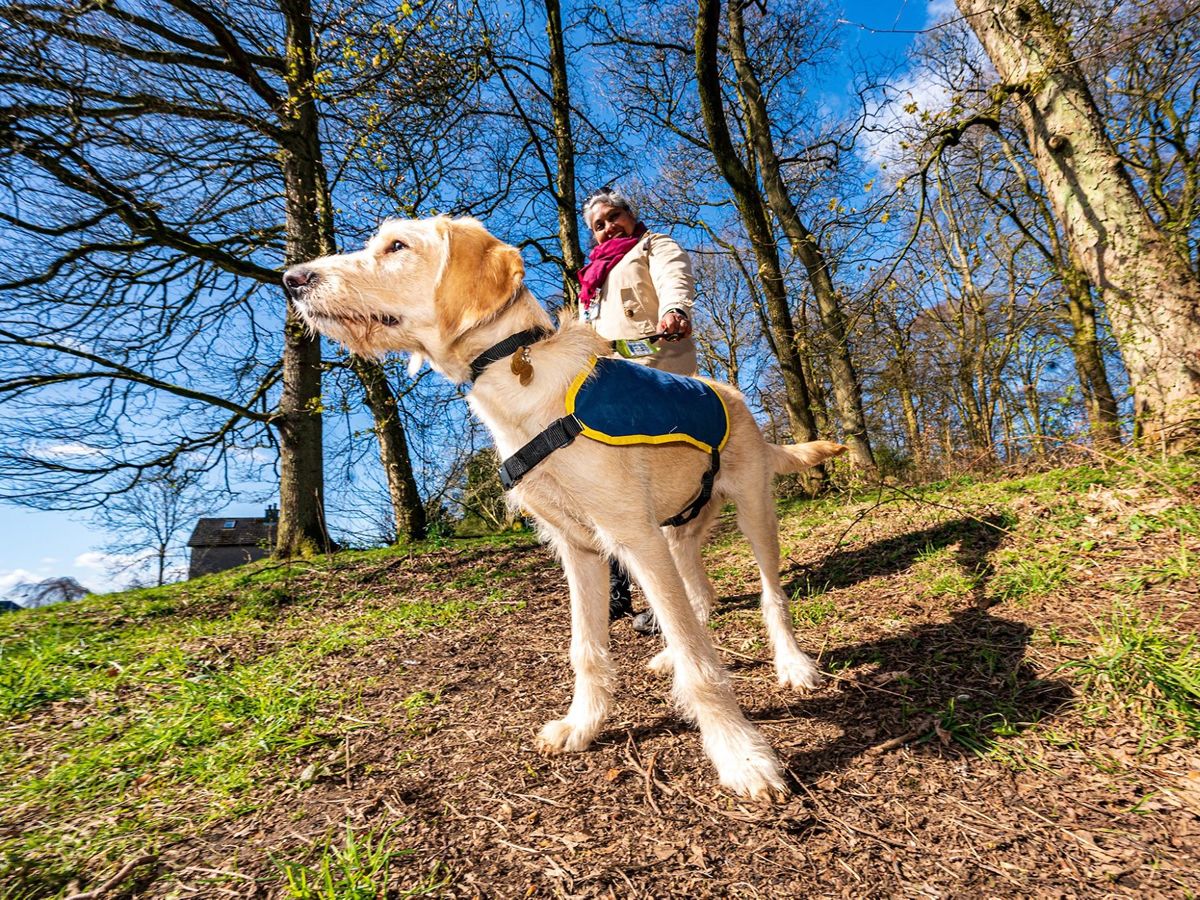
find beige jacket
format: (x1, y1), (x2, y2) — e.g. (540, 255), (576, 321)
(585, 231), (698, 376)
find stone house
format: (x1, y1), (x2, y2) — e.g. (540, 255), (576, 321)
(187, 505), (278, 578)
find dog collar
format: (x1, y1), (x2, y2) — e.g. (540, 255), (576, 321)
(468, 326), (551, 383)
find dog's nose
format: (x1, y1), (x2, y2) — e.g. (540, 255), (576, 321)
(283, 266), (319, 297)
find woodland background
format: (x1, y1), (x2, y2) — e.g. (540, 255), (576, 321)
(1, 0), (1198, 581)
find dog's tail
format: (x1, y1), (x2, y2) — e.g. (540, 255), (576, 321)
(768, 440), (848, 475)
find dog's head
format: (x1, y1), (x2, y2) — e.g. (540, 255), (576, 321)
(283, 216), (527, 366)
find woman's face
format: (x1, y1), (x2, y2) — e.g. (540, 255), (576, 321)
(588, 202), (637, 244)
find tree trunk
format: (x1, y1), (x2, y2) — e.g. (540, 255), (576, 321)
(896, 379), (924, 467)
(725, 1), (875, 469)
(957, 0), (1200, 452)
(274, 0), (335, 556)
(694, 0), (821, 450)
(351, 358), (427, 542)
(1061, 266), (1121, 446)
(276, 0), (424, 552)
(543, 0), (585, 309)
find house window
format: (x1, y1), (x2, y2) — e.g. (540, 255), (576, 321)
(223, 520), (236, 528)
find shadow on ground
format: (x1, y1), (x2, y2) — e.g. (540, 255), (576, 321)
(718, 514), (1073, 779)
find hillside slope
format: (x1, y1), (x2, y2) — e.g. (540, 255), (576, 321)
(2, 455), (1198, 898)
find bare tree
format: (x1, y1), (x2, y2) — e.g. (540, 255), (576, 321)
(93, 468), (218, 588)
(955, 0), (1200, 451)
(0, 0), (460, 549)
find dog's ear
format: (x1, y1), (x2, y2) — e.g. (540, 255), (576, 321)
(434, 217), (525, 339)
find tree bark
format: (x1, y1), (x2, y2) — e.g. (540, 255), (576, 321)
(543, 0), (585, 309)
(275, 0), (425, 552)
(351, 358), (427, 541)
(274, 0), (334, 556)
(725, 1), (875, 469)
(694, 0), (821, 449)
(1060, 265), (1121, 446)
(957, 0), (1200, 452)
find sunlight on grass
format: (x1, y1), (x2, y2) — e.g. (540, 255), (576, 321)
(1066, 604), (1200, 740)
(0, 552), (489, 891)
(275, 823), (450, 899)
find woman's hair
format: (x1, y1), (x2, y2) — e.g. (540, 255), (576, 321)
(582, 185), (637, 230)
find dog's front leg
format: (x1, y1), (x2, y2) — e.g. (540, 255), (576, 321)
(534, 539), (614, 755)
(617, 534), (789, 801)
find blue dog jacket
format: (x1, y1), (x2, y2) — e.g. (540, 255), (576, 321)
(498, 355), (728, 525)
(566, 356), (730, 454)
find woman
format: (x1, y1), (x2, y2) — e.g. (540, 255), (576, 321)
(578, 186), (697, 375)
(577, 186), (699, 634)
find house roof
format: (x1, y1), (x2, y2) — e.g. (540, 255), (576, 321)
(187, 517), (276, 549)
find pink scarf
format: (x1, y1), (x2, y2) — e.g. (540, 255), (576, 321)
(577, 222), (647, 312)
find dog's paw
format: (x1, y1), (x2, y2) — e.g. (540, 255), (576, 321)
(775, 655), (824, 691)
(718, 754), (790, 802)
(647, 648), (673, 676)
(535, 719), (592, 755)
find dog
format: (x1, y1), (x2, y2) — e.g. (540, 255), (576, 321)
(284, 216), (846, 800)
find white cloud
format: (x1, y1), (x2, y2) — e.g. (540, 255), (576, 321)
(40, 557), (57, 564)
(74, 549), (148, 570)
(74, 549), (184, 591)
(859, 0), (988, 170)
(35, 441), (105, 459)
(0, 569), (38, 594)
(925, 0), (958, 27)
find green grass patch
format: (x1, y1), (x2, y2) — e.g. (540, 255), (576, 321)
(275, 823), (450, 898)
(990, 547), (1070, 603)
(1066, 604), (1200, 740)
(0, 550), (489, 892)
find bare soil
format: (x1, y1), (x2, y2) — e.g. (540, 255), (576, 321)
(145, 483), (1200, 899)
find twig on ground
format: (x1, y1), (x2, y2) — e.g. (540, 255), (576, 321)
(797, 782), (909, 850)
(623, 732), (669, 815)
(63, 855), (157, 900)
(867, 716), (935, 754)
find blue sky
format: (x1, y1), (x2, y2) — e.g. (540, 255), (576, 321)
(0, 1), (938, 597)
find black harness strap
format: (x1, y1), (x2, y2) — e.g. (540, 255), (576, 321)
(468, 326), (550, 383)
(660, 448), (721, 527)
(499, 415), (584, 489)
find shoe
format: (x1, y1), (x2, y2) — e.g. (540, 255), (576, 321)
(631, 610), (660, 636)
(609, 595), (634, 620)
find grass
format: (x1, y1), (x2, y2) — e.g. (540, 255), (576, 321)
(1066, 604), (1200, 740)
(1, 454), (1196, 895)
(275, 823), (450, 899)
(0, 539), (512, 892)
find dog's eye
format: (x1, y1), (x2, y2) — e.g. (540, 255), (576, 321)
(385, 239), (408, 254)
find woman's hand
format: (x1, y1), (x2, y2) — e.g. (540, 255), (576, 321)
(658, 309), (692, 339)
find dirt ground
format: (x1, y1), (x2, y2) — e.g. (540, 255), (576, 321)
(138, 480), (1200, 899)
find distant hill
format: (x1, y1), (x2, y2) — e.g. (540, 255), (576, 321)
(3, 577), (91, 610)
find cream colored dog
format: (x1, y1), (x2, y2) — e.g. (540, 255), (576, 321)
(284, 216), (845, 800)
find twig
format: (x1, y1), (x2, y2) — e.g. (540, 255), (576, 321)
(868, 716), (936, 754)
(623, 732), (669, 816)
(797, 782), (909, 850)
(824, 670), (912, 699)
(63, 855), (156, 900)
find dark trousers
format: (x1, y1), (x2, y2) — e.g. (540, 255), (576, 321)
(609, 558), (632, 616)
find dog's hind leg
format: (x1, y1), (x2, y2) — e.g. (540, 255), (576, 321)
(535, 539), (615, 755)
(735, 482), (824, 690)
(617, 532), (788, 800)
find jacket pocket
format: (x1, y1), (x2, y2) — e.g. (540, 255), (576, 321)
(620, 287), (655, 336)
